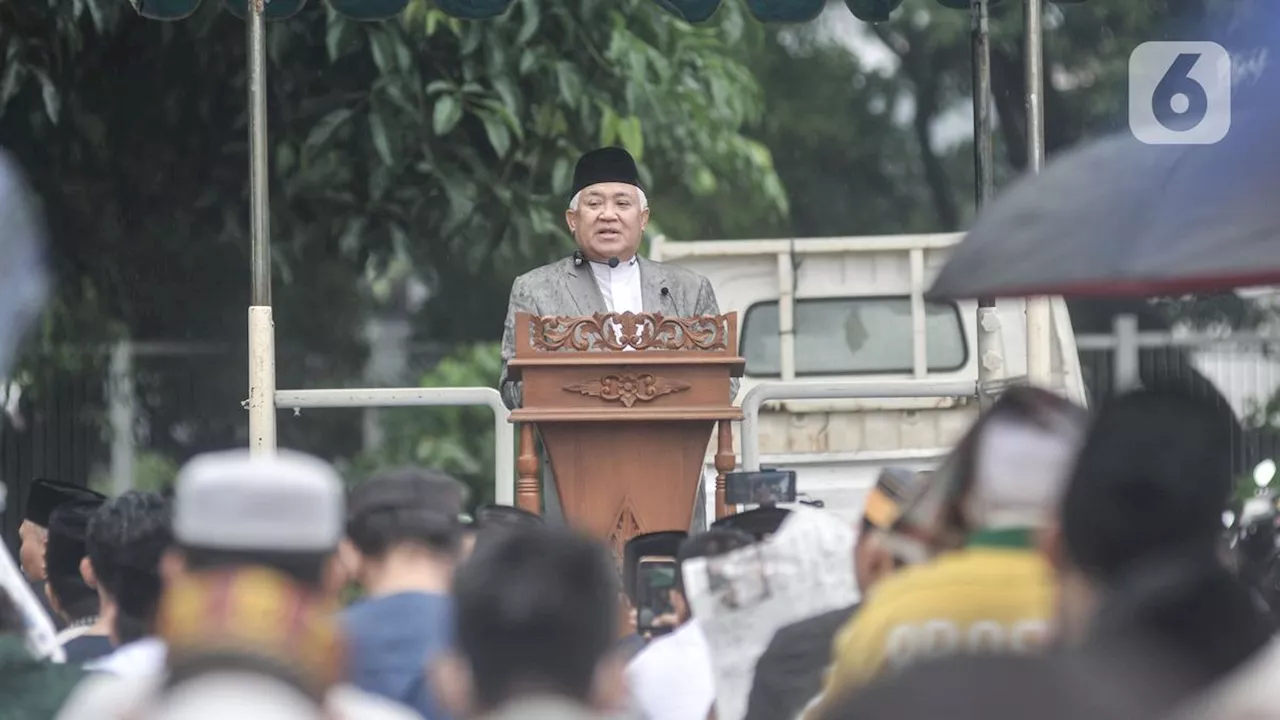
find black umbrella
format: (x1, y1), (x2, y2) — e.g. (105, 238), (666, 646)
(926, 95), (1280, 301)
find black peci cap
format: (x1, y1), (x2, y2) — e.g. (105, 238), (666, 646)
(711, 506), (792, 541)
(24, 478), (105, 528)
(570, 147), (642, 199)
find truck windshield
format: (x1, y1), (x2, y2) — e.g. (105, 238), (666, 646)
(741, 296), (968, 376)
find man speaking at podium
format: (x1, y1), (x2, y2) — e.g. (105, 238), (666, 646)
(498, 146), (735, 528)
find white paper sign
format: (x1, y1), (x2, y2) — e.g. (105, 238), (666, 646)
(683, 508), (858, 720)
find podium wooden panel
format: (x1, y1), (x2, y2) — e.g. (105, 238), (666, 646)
(507, 311), (744, 556)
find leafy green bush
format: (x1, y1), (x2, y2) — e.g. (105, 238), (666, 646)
(348, 343), (510, 507)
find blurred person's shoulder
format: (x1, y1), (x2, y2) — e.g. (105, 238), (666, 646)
(0, 637), (84, 718)
(479, 696), (610, 720)
(330, 684), (428, 719)
(1173, 636), (1280, 719)
(55, 671), (159, 719)
(343, 590), (451, 624)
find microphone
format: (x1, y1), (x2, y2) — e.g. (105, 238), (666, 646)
(660, 287), (670, 298)
(608, 256), (620, 268)
(572, 250), (585, 267)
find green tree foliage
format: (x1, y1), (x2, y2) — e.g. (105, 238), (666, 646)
(0, 0), (785, 470)
(344, 343), (507, 503)
(2, 0), (1273, 494)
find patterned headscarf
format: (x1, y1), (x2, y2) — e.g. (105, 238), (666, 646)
(156, 566), (346, 697)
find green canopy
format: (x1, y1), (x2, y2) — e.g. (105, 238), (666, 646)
(130, 0), (1084, 25)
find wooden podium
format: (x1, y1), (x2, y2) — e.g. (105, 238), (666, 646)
(507, 311), (744, 556)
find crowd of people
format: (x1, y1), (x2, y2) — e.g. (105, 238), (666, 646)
(2, 382), (1279, 720)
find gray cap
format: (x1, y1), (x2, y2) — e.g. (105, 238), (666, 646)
(173, 450), (344, 553)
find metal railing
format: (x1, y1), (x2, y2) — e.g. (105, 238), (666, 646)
(273, 387), (514, 504)
(739, 380), (980, 471)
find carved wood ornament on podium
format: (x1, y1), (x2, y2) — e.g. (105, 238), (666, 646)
(507, 311), (745, 557)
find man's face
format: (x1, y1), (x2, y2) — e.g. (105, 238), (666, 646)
(18, 520), (46, 580)
(565, 182), (648, 262)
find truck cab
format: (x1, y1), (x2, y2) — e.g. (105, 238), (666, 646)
(649, 232), (1088, 523)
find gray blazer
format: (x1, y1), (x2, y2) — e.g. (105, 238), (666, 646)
(499, 256), (738, 409)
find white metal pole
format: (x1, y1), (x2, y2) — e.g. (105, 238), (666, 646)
(776, 252), (796, 381)
(246, 0), (277, 454)
(1112, 313), (1141, 391)
(972, 0), (1002, 408)
(1024, 0), (1052, 386)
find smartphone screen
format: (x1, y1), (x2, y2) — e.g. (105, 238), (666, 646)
(636, 556), (677, 635)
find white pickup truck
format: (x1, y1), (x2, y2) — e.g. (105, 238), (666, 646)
(649, 232), (1088, 523)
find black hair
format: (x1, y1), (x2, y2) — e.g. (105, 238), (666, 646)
(1063, 386), (1234, 582)
(179, 547), (330, 591)
(452, 526), (618, 710)
(86, 491), (172, 644)
(1064, 386), (1272, 690)
(674, 529), (755, 596)
(45, 499), (103, 622)
(473, 504), (543, 532)
(346, 467), (468, 558)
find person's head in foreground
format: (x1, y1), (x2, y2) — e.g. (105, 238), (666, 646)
(908, 386), (1087, 553)
(161, 449), (346, 602)
(45, 496), (106, 625)
(854, 467), (930, 594)
(341, 466), (468, 594)
(435, 526), (624, 717)
(1042, 385), (1272, 687)
(463, 503), (544, 559)
(156, 450), (350, 695)
(86, 490), (173, 645)
(565, 147), (648, 264)
(20, 477), (105, 580)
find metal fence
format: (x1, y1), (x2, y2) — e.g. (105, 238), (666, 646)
(1076, 331), (1280, 480)
(0, 339), (453, 546)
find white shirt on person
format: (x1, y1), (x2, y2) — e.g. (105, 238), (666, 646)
(60, 639), (420, 720)
(589, 256), (643, 316)
(625, 619), (715, 720)
(589, 257), (644, 349)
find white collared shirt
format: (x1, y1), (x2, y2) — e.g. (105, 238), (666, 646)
(589, 256), (643, 316)
(83, 636), (167, 676)
(589, 256), (643, 347)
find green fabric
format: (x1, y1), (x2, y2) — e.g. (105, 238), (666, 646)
(0, 638), (84, 720)
(966, 528), (1037, 550)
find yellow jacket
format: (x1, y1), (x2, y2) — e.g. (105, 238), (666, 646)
(806, 529), (1055, 717)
